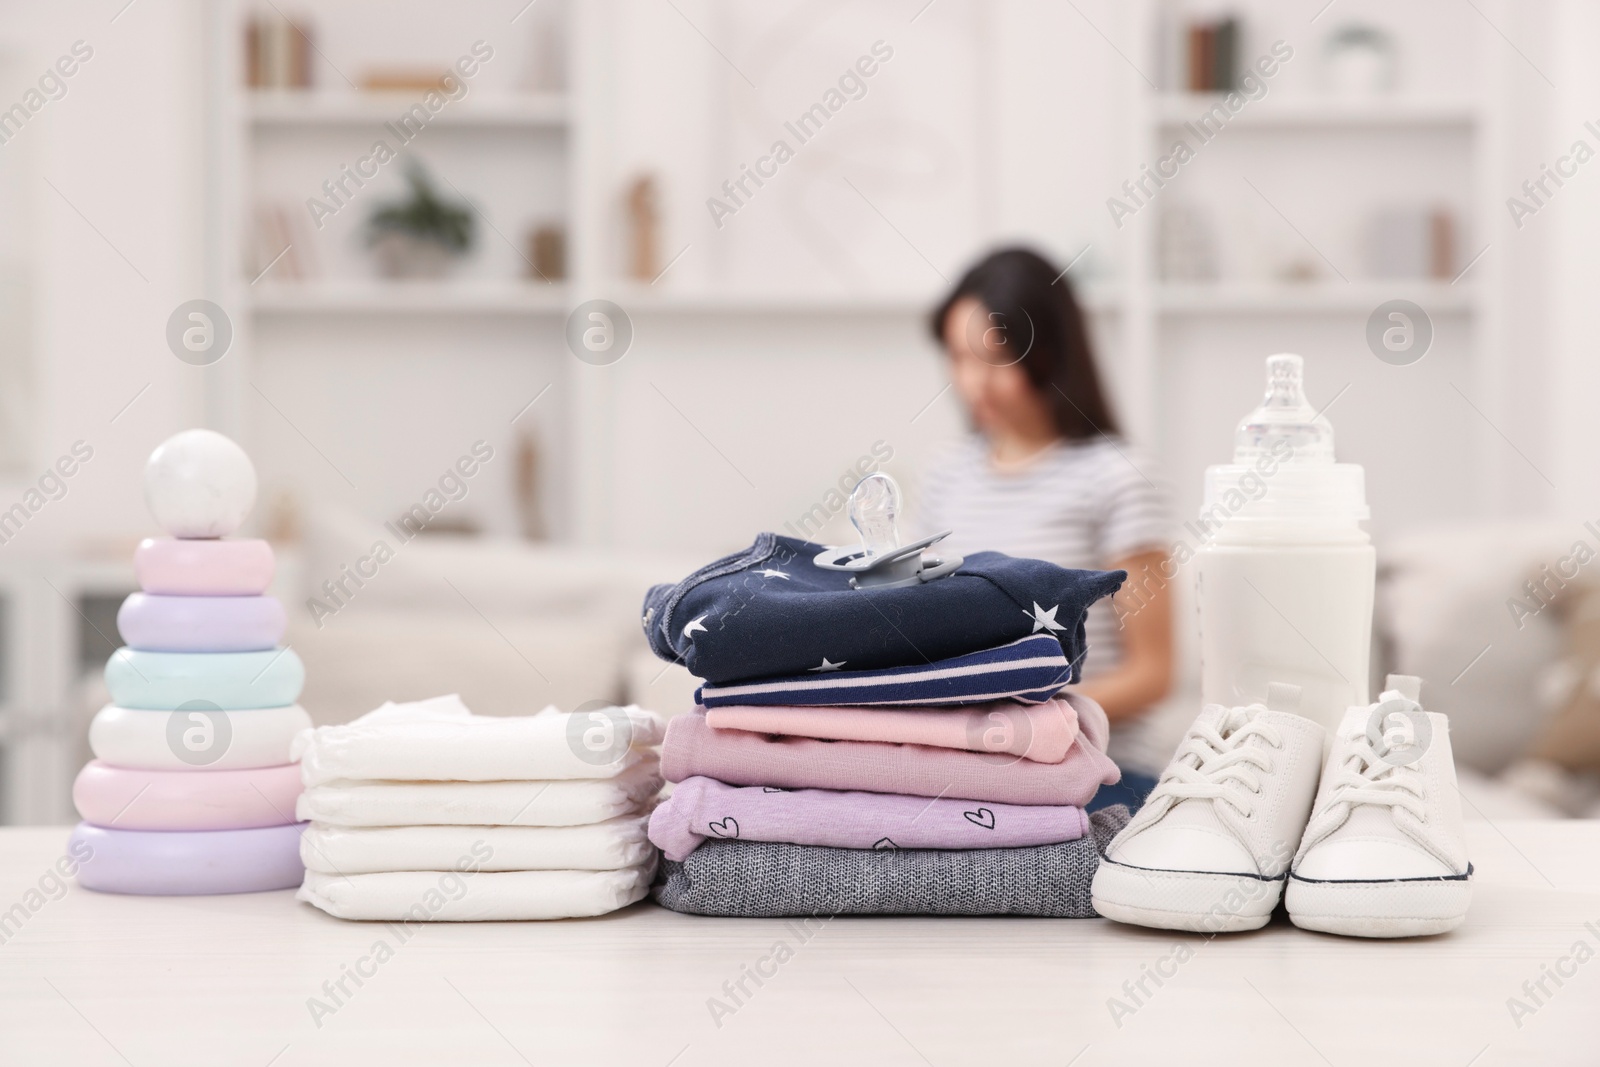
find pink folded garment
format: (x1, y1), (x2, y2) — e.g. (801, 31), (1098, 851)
(649, 775), (1089, 860)
(703, 695), (1082, 764)
(661, 695), (1119, 807)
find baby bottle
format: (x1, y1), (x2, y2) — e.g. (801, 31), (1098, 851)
(1194, 353), (1375, 730)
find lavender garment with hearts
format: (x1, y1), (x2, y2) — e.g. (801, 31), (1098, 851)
(648, 776), (1090, 861)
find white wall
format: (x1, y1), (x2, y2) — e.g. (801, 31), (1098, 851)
(0, 0), (207, 555)
(1549, 0), (1600, 514)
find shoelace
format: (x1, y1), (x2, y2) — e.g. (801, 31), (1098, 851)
(1147, 705), (1283, 819)
(1324, 716), (1427, 821)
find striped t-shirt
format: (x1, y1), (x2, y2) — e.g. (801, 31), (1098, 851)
(914, 434), (1172, 688)
(696, 634), (1073, 708)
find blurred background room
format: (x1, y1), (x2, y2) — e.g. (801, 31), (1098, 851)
(2, 0), (1599, 824)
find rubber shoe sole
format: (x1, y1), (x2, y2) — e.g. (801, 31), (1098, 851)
(1092, 857), (1284, 933)
(1286, 870), (1471, 938)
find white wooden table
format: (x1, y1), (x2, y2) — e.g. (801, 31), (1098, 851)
(1, 822), (1595, 1066)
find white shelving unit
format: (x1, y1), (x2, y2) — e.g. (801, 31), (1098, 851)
(251, 279), (570, 315)
(1118, 0), (1510, 516)
(202, 0), (598, 536)
(1155, 280), (1479, 315)
(1153, 94), (1479, 129)
(245, 91), (570, 129)
(0, 555), (135, 825)
(600, 283), (1124, 317)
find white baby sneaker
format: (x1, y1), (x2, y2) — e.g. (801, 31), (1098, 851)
(1286, 675), (1472, 938)
(1092, 684), (1325, 932)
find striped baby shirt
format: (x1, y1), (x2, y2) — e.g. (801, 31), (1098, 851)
(695, 634), (1075, 708)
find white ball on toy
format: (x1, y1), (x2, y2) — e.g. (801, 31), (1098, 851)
(144, 429), (258, 538)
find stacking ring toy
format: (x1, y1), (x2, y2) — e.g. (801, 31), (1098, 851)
(134, 537), (275, 596)
(89, 703), (311, 771)
(73, 761), (303, 831)
(117, 593), (286, 653)
(105, 648), (304, 710)
(70, 822), (306, 895)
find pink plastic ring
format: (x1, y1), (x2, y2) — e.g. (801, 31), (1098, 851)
(73, 760), (303, 831)
(134, 537), (275, 596)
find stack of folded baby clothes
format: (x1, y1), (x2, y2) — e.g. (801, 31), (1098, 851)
(642, 532), (1130, 918)
(293, 694), (663, 921)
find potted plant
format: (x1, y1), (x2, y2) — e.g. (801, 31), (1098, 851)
(365, 163), (475, 278)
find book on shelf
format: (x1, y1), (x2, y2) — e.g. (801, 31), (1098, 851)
(245, 15), (314, 90)
(1182, 16), (1240, 93)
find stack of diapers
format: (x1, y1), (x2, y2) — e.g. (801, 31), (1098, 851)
(642, 533), (1130, 917)
(293, 694), (664, 921)
(71, 430), (308, 896)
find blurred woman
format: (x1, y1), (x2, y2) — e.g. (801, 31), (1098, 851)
(919, 247), (1173, 809)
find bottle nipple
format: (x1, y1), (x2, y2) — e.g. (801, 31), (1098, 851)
(848, 472), (902, 559)
(1233, 353), (1335, 463)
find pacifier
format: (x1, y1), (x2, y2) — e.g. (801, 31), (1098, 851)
(811, 472), (963, 589)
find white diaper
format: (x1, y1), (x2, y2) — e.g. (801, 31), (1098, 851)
(300, 817), (653, 874)
(297, 863), (656, 921)
(293, 694), (665, 785)
(295, 759), (663, 827)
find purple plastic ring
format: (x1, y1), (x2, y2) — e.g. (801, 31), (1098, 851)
(70, 822), (306, 895)
(118, 593), (286, 653)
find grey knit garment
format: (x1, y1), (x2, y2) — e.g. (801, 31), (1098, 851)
(653, 805), (1129, 917)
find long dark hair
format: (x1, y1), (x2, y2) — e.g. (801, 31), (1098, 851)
(929, 247), (1119, 440)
